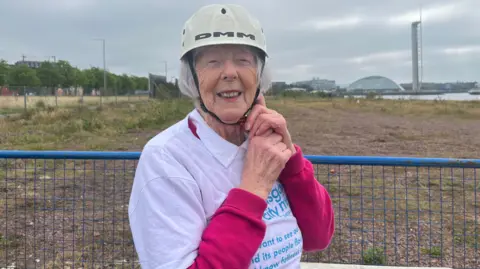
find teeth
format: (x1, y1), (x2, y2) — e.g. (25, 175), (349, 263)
(219, 92), (240, 98)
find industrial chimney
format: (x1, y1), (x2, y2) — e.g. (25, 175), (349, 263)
(411, 21), (421, 92)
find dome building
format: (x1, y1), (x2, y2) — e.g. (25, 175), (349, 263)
(347, 76), (406, 93)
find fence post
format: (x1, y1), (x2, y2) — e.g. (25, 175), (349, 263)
(23, 86), (27, 112)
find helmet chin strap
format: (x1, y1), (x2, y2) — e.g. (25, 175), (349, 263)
(187, 52), (263, 126)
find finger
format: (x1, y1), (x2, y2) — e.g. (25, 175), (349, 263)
(275, 142), (287, 152)
(245, 103), (268, 131)
(245, 98), (271, 130)
(280, 148), (293, 161)
(255, 115), (283, 137)
(249, 113), (268, 137)
(256, 126), (274, 138)
(266, 132), (283, 144)
(250, 111), (282, 138)
(253, 125), (273, 138)
(256, 126), (274, 137)
(263, 128), (274, 136)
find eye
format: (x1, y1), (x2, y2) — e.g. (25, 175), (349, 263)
(238, 58), (251, 64)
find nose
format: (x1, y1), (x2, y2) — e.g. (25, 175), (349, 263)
(221, 59), (238, 81)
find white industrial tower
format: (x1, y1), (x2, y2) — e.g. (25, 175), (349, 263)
(411, 4), (423, 92)
(411, 21), (422, 92)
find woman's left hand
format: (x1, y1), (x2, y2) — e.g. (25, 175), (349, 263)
(244, 95), (296, 154)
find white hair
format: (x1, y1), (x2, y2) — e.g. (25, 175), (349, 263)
(178, 45), (272, 102)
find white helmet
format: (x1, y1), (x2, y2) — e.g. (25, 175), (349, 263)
(180, 4), (268, 60)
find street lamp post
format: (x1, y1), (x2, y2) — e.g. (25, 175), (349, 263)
(50, 56), (57, 106)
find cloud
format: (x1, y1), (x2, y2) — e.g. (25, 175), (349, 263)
(387, 3), (462, 25)
(0, 0), (478, 85)
(440, 45), (480, 56)
(345, 50), (411, 64)
(297, 16), (364, 31)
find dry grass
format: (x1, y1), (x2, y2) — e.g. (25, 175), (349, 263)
(266, 97), (480, 159)
(268, 96), (480, 120)
(0, 95), (150, 113)
(0, 96), (479, 268)
(0, 98), (193, 151)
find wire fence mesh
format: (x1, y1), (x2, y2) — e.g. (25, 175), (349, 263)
(0, 157), (138, 269)
(0, 152), (478, 269)
(304, 163), (479, 269)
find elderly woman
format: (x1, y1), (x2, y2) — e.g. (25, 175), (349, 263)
(128, 4), (334, 269)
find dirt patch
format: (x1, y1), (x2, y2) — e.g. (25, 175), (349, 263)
(275, 103), (480, 159)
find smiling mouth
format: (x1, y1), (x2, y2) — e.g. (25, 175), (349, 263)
(217, 91), (242, 98)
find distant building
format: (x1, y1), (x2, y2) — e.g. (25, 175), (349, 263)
(272, 81), (287, 88)
(347, 76), (406, 92)
(270, 81), (288, 94)
(285, 87), (307, 92)
(14, 60), (42, 69)
(293, 77), (336, 91)
(134, 90), (150, 95)
(400, 81), (477, 92)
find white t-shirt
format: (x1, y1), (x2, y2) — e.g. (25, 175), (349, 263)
(128, 108), (303, 269)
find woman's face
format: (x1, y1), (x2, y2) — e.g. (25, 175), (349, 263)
(195, 44), (258, 124)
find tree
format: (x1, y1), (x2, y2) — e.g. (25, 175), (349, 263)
(132, 76), (148, 90)
(72, 68), (87, 88)
(36, 61), (64, 94)
(9, 64), (41, 87)
(118, 74), (135, 95)
(0, 58), (159, 95)
(107, 72), (118, 95)
(0, 59), (9, 85)
(81, 68), (97, 90)
(56, 60), (76, 87)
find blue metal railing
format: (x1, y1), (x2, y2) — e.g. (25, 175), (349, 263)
(0, 150), (479, 269)
(1, 150), (479, 168)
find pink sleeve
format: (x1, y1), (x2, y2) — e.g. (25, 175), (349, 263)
(278, 144), (335, 251)
(187, 188), (267, 269)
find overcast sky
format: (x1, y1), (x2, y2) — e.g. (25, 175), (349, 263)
(1, 0), (479, 85)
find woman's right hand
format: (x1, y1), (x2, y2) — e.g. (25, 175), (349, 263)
(239, 130), (294, 199)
